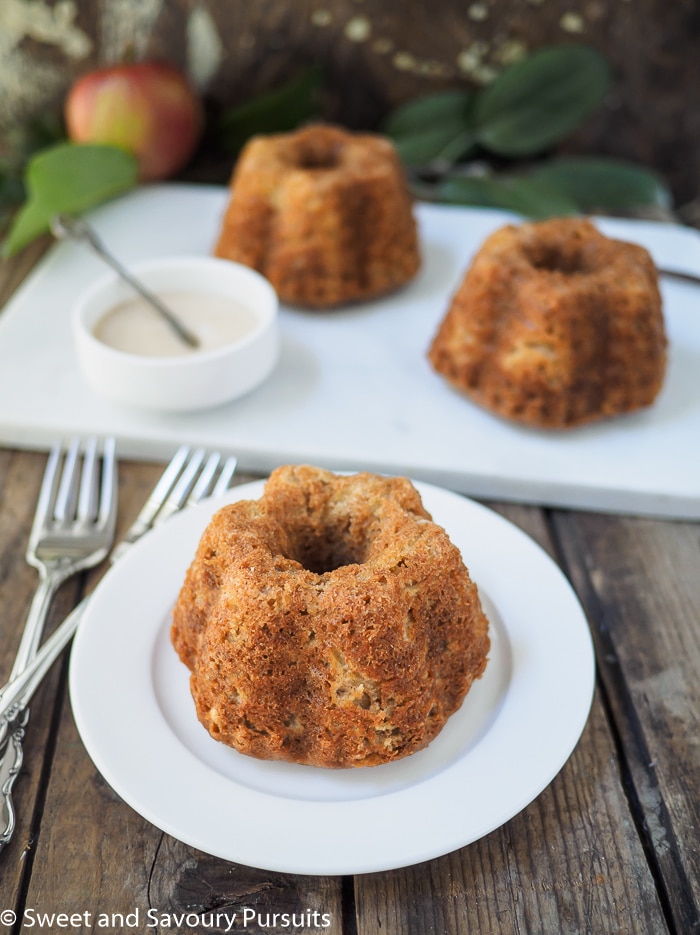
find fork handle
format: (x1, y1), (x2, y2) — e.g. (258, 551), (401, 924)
(0, 713), (26, 848)
(10, 570), (68, 679)
(0, 598), (86, 850)
(0, 599), (85, 740)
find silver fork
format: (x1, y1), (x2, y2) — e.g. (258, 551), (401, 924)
(0, 436), (117, 846)
(0, 445), (237, 851)
(16, 437), (117, 680)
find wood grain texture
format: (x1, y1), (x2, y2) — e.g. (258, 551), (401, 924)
(551, 510), (700, 935)
(0, 450), (83, 903)
(354, 694), (669, 935)
(147, 839), (343, 934)
(19, 695), (162, 924)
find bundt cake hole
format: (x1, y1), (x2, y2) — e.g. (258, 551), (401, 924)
(282, 524), (370, 574)
(295, 140), (343, 171)
(523, 242), (589, 275)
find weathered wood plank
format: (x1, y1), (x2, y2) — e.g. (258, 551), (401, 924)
(0, 450), (82, 900)
(18, 697), (161, 926)
(551, 510), (700, 934)
(147, 838), (343, 934)
(353, 503), (670, 935)
(21, 690), (343, 934)
(354, 692), (669, 935)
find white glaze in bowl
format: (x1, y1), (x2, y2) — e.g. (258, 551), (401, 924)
(73, 256), (279, 412)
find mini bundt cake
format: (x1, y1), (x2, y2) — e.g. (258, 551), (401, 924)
(213, 124), (421, 309)
(428, 217), (667, 429)
(171, 465), (489, 769)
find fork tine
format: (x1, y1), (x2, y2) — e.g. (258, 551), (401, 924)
(28, 442), (62, 542)
(157, 448), (206, 522)
(211, 455), (238, 498)
(106, 445), (190, 563)
(109, 446), (236, 570)
(187, 451), (221, 505)
(149, 450), (238, 528)
(53, 437), (81, 524)
(97, 437), (118, 530)
(132, 445), (190, 532)
(185, 453), (238, 506)
(76, 436), (98, 523)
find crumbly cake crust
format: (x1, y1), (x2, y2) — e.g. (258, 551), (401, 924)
(171, 465), (489, 768)
(214, 124), (421, 309)
(428, 217), (667, 429)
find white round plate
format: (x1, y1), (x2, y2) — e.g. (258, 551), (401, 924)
(69, 479), (594, 875)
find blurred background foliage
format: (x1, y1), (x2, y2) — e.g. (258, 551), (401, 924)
(1, 0), (698, 251)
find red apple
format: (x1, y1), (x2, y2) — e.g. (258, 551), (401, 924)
(65, 61), (204, 182)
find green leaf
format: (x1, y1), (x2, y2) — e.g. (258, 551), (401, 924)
(474, 44), (611, 157)
(2, 143), (138, 258)
(383, 90), (472, 136)
(218, 67), (322, 153)
(528, 156), (672, 211)
(395, 126), (478, 168)
(382, 90), (477, 167)
(437, 174), (580, 218)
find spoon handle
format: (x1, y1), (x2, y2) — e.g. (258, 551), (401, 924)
(659, 267), (700, 287)
(52, 214), (200, 349)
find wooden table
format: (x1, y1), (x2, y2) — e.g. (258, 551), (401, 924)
(0, 248), (698, 935)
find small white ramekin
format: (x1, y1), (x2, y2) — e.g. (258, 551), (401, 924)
(73, 256), (279, 412)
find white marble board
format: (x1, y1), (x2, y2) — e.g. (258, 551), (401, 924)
(0, 184), (698, 518)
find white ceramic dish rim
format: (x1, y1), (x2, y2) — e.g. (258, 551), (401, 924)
(69, 477), (595, 876)
(74, 255), (278, 366)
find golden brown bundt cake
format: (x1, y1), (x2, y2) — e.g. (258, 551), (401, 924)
(213, 124), (421, 309)
(428, 217), (667, 429)
(171, 465), (489, 769)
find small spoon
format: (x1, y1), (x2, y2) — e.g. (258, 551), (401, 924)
(659, 267), (700, 287)
(51, 214), (200, 350)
